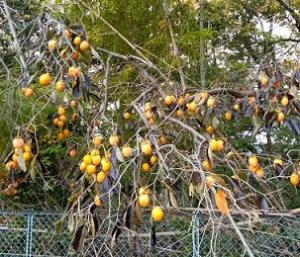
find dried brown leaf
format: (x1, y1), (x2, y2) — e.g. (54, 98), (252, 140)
(214, 189), (230, 215)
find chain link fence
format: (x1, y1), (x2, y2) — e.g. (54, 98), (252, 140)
(194, 214), (300, 257)
(0, 212), (71, 257)
(0, 211), (192, 257)
(0, 211), (299, 256)
(80, 214), (192, 257)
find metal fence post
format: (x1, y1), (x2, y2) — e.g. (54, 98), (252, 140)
(192, 212), (200, 257)
(25, 212), (33, 257)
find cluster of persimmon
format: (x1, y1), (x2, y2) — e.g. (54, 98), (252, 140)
(48, 27), (90, 62)
(204, 151), (299, 187)
(52, 104), (76, 141)
(249, 156), (300, 185)
(80, 149), (112, 179)
(38, 66), (81, 92)
(198, 139), (225, 185)
(138, 187), (164, 222)
(138, 186), (151, 208)
(79, 135), (112, 195)
(80, 146), (112, 208)
(143, 102), (156, 125)
(276, 96), (288, 123)
(248, 156), (264, 178)
(21, 26), (90, 97)
(21, 86), (34, 97)
(139, 81), (294, 188)
(260, 74), (290, 123)
(162, 92), (217, 118)
(247, 156), (300, 185)
(140, 140), (158, 172)
(144, 77), (290, 131)
(76, 133), (166, 218)
(209, 138), (225, 153)
(139, 92), (220, 124)
(5, 137), (32, 171)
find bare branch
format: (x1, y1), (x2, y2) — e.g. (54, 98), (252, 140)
(276, 0), (300, 32)
(163, 0), (186, 89)
(3, 1), (28, 76)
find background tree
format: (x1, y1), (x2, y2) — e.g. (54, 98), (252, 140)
(0, 0), (300, 255)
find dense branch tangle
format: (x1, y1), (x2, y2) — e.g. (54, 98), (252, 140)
(1, 4), (300, 256)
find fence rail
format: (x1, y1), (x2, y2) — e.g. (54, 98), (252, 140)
(0, 211), (299, 256)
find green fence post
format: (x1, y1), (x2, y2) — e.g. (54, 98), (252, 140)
(25, 212), (33, 257)
(192, 212), (200, 257)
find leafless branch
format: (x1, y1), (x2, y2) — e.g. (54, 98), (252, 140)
(163, 0), (186, 89)
(3, 0), (28, 76)
(276, 0), (300, 32)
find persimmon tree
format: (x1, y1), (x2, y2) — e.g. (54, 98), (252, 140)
(0, 0), (300, 255)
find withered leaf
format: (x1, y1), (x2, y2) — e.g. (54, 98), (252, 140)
(124, 204), (132, 229)
(211, 116), (220, 129)
(168, 188), (178, 208)
(17, 150), (27, 172)
(111, 220), (122, 248)
(72, 225), (84, 251)
(256, 196), (269, 215)
(189, 183), (194, 197)
(150, 225), (156, 252)
(67, 214), (75, 232)
(115, 146), (124, 162)
(214, 189), (230, 216)
(286, 119), (300, 135)
(274, 164), (284, 177)
(134, 200), (143, 226)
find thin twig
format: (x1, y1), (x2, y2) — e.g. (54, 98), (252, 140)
(3, 1), (28, 75)
(228, 214), (255, 257)
(163, 0), (186, 89)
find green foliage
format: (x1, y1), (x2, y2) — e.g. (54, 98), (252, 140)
(1, 0), (300, 212)
(271, 124), (300, 157)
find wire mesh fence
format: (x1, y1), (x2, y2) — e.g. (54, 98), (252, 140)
(0, 211), (192, 257)
(0, 212), (71, 257)
(194, 214), (300, 257)
(80, 214), (192, 257)
(0, 211), (299, 257)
